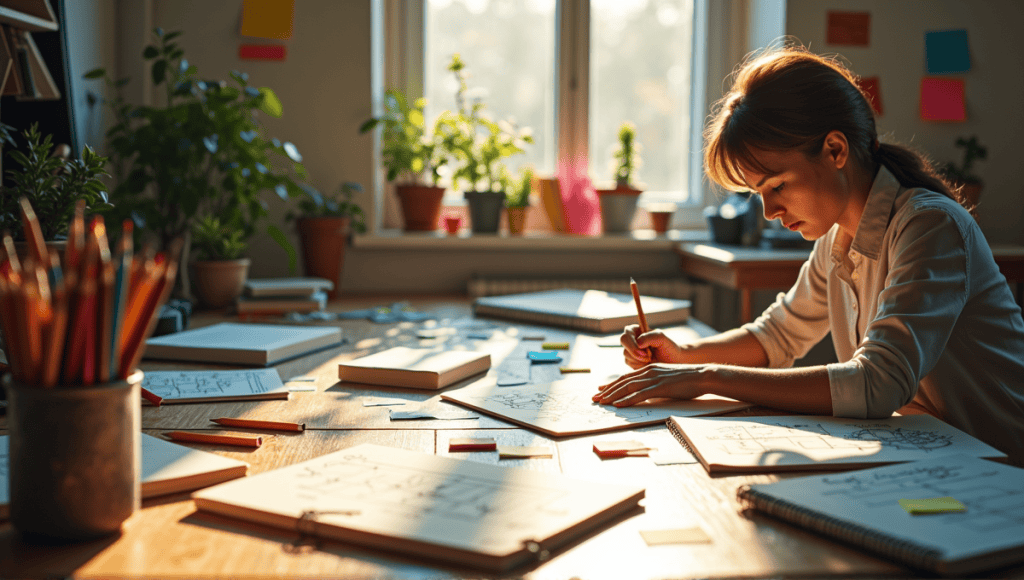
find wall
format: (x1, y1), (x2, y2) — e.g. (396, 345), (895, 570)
(786, 0), (1024, 245)
(64, 0), (116, 154)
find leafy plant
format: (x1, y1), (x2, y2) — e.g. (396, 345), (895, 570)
(503, 166), (534, 208)
(939, 135), (987, 185)
(85, 28), (308, 265)
(286, 181), (367, 233)
(190, 214), (247, 261)
(359, 90), (449, 186)
(612, 121), (641, 188)
(1, 124), (111, 240)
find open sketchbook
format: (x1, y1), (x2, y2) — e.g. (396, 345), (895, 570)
(144, 323), (342, 366)
(142, 368), (289, 403)
(472, 288), (690, 334)
(192, 443), (644, 571)
(668, 414), (1007, 474)
(442, 379), (750, 437)
(738, 454), (1024, 576)
(1, 434), (248, 519)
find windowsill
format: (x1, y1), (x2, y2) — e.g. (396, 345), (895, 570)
(353, 228), (711, 251)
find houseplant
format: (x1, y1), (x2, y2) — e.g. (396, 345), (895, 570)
(503, 166), (534, 235)
(1, 123), (111, 252)
(440, 54), (533, 234)
(939, 135), (987, 216)
(359, 89), (450, 231)
(85, 28), (309, 296)
(596, 121), (643, 233)
(189, 213), (250, 308)
(286, 181), (366, 298)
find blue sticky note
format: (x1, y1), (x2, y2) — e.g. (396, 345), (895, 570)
(527, 351), (562, 363)
(925, 29), (970, 74)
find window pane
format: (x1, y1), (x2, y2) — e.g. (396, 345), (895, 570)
(425, 0), (557, 189)
(590, 0), (694, 200)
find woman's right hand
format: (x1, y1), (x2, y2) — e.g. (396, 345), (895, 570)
(621, 324), (684, 369)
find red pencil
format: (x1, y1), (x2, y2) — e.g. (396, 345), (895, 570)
(164, 431), (263, 448)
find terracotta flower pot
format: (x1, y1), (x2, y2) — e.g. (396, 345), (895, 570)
(191, 258), (250, 309)
(506, 206), (528, 235)
(296, 216), (349, 299)
(395, 184), (446, 231)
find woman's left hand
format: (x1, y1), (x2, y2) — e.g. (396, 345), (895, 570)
(592, 363), (708, 407)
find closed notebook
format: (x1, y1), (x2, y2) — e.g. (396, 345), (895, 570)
(667, 414), (1007, 474)
(473, 288), (690, 333)
(0, 433), (249, 519)
(737, 454), (1024, 576)
(244, 277), (334, 297)
(236, 290), (327, 314)
(144, 323), (342, 366)
(338, 347), (491, 390)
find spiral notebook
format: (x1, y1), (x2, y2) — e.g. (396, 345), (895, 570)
(737, 454), (1024, 576)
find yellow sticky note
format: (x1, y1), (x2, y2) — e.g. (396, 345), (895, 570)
(541, 342), (569, 350)
(559, 367), (590, 373)
(898, 496), (966, 515)
(497, 445), (553, 459)
(241, 0), (295, 40)
(640, 527), (712, 546)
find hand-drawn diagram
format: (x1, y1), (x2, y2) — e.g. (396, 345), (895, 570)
(485, 390), (664, 426)
(143, 369), (283, 400)
(704, 421), (954, 455)
(820, 461), (1024, 533)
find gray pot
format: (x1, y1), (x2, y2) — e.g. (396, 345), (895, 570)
(464, 190), (506, 233)
(598, 190), (641, 233)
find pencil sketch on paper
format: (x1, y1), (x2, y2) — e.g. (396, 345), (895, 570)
(142, 369), (284, 400)
(703, 422), (955, 456)
(819, 461), (1024, 533)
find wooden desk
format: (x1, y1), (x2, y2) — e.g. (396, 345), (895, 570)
(2, 296), (1022, 579)
(676, 242), (1024, 323)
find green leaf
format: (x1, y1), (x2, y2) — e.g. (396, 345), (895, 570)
(143, 46), (159, 59)
(258, 87), (283, 118)
(267, 224), (297, 274)
(84, 68), (106, 79)
(151, 60), (168, 85)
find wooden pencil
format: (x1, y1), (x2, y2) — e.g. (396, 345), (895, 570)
(211, 417), (305, 432)
(164, 431), (263, 448)
(629, 277), (650, 334)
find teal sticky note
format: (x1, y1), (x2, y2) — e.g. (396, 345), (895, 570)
(527, 351), (562, 363)
(926, 29), (970, 74)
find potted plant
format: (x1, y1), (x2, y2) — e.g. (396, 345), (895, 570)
(1, 123), (111, 258)
(285, 181), (366, 298)
(939, 135), (987, 217)
(189, 213), (250, 309)
(440, 54), (533, 234)
(503, 166), (534, 235)
(85, 28), (309, 297)
(359, 89), (451, 231)
(596, 121), (643, 233)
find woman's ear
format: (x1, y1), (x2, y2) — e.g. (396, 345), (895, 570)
(822, 130), (849, 170)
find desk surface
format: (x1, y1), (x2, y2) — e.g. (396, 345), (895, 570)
(2, 296), (1022, 579)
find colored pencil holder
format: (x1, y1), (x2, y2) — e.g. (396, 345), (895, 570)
(3, 370), (144, 542)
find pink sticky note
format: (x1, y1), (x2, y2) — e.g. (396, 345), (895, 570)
(858, 76), (883, 115)
(239, 44), (287, 61)
(920, 78), (965, 122)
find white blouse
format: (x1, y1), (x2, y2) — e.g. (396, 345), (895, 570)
(742, 166), (1024, 465)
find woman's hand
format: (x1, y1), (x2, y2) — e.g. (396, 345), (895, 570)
(592, 363), (708, 407)
(621, 324), (684, 369)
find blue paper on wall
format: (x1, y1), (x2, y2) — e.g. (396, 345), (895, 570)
(925, 29), (971, 74)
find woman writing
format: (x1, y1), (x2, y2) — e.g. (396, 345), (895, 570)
(593, 46), (1024, 465)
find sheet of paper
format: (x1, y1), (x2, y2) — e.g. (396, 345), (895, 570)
(498, 445), (553, 459)
(925, 29), (971, 74)
(362, 397), (409, 407)
(921, 78), (966, 122)
(497, 361), (531, 386)
(389, 407), (479, 421)
(143, 369), (287, 402)
(649, 448), (698, 466)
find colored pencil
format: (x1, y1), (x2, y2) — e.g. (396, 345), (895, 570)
(164, 431), (263, 448)
(629, 277), (650, 334)
(211, 417), (305, 433)
(140, 387), (163, 406)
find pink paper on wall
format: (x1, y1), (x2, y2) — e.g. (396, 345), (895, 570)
(920, 77), (966, 122)
(557, 156), (601, 235)
(827, 11), (871, 46)
(239, 44), (287, 61)
(857, 76), (883, 115)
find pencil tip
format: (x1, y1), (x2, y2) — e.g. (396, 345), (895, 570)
(630, 277), (636, 284)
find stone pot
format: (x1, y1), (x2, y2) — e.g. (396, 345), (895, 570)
(464, 190), (506, 234)
(396, 184), (446, 231)
(296, 216), (350, 299)
(596, 185), (642, 233)
(191, 258), (250, 309)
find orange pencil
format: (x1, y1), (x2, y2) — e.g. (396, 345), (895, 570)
(164, 431), (263, 448)
(120, 239), (182, 378)
(2, 233), (21, 275)
(16, 262), (43, 384)
(629, 277), (649, 334)
(211, 417), (305, 433)
(0, 262), (25, 383)
(41, 254), (70, 388)
(64, 200), (86, 277)
(63, 236), (99, 385)
(19, 198), (48, 265)
(140, 387), (163, 406)
(90, 218), (115, 382)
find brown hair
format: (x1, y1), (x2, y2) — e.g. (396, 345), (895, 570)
(704, 46), (974, 214)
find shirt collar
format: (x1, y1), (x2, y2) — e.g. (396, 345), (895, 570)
(832, 165), (902, 262)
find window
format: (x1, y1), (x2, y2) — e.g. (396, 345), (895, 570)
(382, 0), (708, 224)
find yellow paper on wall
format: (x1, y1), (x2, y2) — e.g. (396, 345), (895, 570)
(241, 0), (295, 40)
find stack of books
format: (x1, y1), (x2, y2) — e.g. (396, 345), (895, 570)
(235, 277), (333, 316)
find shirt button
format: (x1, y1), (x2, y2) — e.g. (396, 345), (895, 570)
(851, 271), (860, 281)
(852, 302), (858, 310)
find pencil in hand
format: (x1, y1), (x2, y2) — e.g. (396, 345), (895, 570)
(630, 277), (649, 333)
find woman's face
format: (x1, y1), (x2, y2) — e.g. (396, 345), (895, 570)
(739, 135), (860, 240)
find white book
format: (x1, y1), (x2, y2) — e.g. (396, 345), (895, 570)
(144, 323), (342, 366)
(473, 288), (690, 333)
(667, 414), (1008, 474)
(244, 277), (334, 298)
(142, 368), (290, 403)
(738, 454), (1024, 576)
(1, 434), (248, 519)
(338, 347), (491, 390)
(192, 443), (644, 571)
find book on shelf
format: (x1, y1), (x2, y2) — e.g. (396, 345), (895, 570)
(243, 277), (334, 298)
(667, 414), (1007, 474)
(236, 290), (327, 315)
(141, 368), (289, 403)
(192, 443), (644, 571)
(338, 346), (490, 390)
(737, 453), (1024, 576)
(1, 433), (248, 519)
(144, 322), (343, 366)
(472, 288), (690, 333)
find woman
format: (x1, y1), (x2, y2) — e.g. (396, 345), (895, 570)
(593, 46), (1024, 465)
